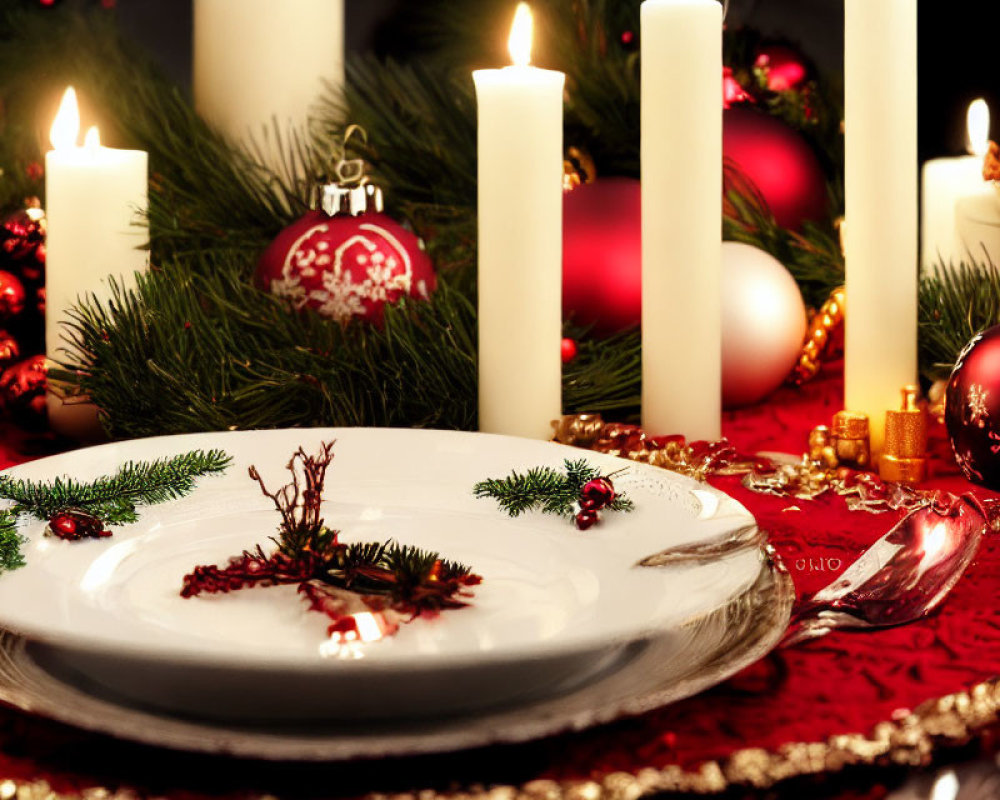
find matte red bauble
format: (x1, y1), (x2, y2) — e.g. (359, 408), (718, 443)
(724, 107), (828, 230)
(256, 194), (435, 325)
(945, 326), (1000, 489)
(562, 178), (641, 334)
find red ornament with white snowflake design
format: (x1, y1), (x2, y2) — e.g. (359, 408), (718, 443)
(255, 183), (435, 325)
(945, 325), (1000, 489)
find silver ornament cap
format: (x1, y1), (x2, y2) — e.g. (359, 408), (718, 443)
(316, 182), (384, 217)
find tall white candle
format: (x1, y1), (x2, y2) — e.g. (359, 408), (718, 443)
(194, 0), (344, 172)
(921, 100), (992, 271)
(45, 87), (148, 435)
(640, 0), (722, 440)
(473, 3), (564, 439)
(844, 0), (918, 455)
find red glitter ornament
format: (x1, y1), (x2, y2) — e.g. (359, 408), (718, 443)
(724, 107), (828, 230)
(945, 326), (1000, 489)
(256, 183), (435, 325)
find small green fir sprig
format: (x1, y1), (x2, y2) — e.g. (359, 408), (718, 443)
(0, 512), (25, 574)
(474, 459), (634, 521)
(0, 449), (232, 574)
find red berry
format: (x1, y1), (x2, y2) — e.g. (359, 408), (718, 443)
(575, 510), (599, 530)
(581, 477), (616, 509)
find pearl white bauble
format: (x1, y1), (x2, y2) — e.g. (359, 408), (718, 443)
(722, 242), (807, 408)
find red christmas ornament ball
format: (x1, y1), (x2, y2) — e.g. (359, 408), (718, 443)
(563, 178), (641, 334)
(723, 67), (752, 108)
(581, 477), (616, 508)
(256, 210), (436, 325)
(0, 353), (46, 426)
(754, 44), (810, 92)
(1, 205), (46, 280)
(0, 271), (26, 321)
(560, 337), (578, 364)
(724, 107), (828, 230)
(0, 331), (19, 368)
(945, 326), (1000, 488)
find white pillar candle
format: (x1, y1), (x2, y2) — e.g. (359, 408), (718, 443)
(640, 0), (722, 440)
(921, 100), (992, 271)
(844, 0), (918, 455)
(194, 0), (344, 172)
(45, 87), (148, 436)
(956, 193), (1000, 266)
(473, 4), (564, 439)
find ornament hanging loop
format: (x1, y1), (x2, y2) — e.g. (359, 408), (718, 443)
(316, 125), (385, 217)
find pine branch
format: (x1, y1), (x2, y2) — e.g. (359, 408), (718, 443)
(0, 449), (231, 524)
(0, 511), (25, 575)
(918, 257), (1000, 381)
(474, 458), (634, 521)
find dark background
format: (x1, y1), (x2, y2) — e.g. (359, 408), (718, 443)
(115, 0), (998, 163)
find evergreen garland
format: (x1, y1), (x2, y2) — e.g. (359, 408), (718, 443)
(1, 0), (976, 432)
(0, 448), (231, 573)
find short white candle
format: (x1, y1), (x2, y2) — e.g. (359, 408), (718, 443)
(45, 87), (148, 435)
(640, 0), (722, 440)
(921, 99), (992, 271)
(473, 4), (564, 439)
(194, 0), (344, 172)
(844, 0), (918, 455)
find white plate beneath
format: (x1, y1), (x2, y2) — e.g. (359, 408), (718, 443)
(0, 428), (767, 720)
(0, 545), (792, 761)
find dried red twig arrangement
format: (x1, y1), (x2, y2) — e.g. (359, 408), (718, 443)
(181, 441), (481, 642)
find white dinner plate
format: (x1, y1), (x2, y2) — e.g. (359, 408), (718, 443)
(0, 547), (792, 760)
(0, 428), (773, 721)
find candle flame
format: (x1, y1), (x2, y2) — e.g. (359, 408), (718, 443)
(84, 126), (101, 149)
(967, 98), (990, 158)
(508, 3), (533, 67)
(50, 87), (80, 150)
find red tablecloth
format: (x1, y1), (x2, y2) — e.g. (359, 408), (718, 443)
(2, 367), (1000, 800)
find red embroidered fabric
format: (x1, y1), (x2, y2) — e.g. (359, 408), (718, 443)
(0, 367), (998, 800)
